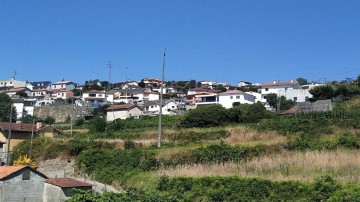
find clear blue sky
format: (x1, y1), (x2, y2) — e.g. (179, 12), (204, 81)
(1, 0), (360, 85)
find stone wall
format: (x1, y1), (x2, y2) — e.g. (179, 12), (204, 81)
(34, 105), (93, 123)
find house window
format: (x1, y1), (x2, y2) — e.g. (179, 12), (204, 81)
(230, 96), (233, 99)
(265, 88), (269, 91)
(172, 106), (175, 108)
(264, 96), (267, 99)
(236, 96), (240, 99)
(294, 97), (297, 101)
(305, 96), (309, 101)
(22, 170), (30, 180)
(285, 87), (288, 90)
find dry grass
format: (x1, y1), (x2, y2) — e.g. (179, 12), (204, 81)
(224, 126), (287, 146)
(158, 149), (360, 183)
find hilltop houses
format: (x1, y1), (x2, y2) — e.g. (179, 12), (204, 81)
(0, 75), (324, 122)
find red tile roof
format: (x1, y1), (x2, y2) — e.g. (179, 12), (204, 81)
(7, 88), (27, 92)
(0, 122), (63, 134)
(53, 81), (73, 85)
(106, 104), (137, 110)
(0, 166), (26, 180)
(218, 90), (244, 95)
(261, 81), (297, 87)
(85, 90), (105, 94)
(0, 122), (34, 132)
(45, 178), (93, 188)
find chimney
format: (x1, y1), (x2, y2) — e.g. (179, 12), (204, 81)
(273, 80), (276, 84)
(36, 121), (43, 130)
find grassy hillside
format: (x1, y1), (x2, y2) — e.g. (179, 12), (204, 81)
(13, 98), (360, 201)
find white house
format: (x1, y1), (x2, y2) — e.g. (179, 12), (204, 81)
(0, 78), (27, 89)
(238, 81), (253, 87)
(51, 80), (75, 91)
(106, 104), (143, 121)
(30, 89), (52, 99)
(113, 89), (144, 103)
(143, 78), (162, 87)
(51, 89), (74, 100)
(143, 99), (178, 115)
(82, 90), (106, 105)
(5, 87), (31, 97)
(218, 90), (255, 109)
(260, 80), (319, 103)
(133, 90), (160, 102)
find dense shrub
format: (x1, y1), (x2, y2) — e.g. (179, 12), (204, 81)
(328, 185), (360, 202)
(179, 105), (230, 128)
(76, 148), (159, 184)
(88, 117), (107, 133)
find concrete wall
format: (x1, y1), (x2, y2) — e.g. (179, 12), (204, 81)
(0, 168), (46, 202)
(107, 108), (142, 121)
(34, 105), (93, 123)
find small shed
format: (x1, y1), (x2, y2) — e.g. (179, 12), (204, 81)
(43, 178), (93, 202)
(0, 166), (48, 202)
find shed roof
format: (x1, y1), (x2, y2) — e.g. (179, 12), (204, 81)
(45, 178), (93, 188)
(0, 166), (48, 180)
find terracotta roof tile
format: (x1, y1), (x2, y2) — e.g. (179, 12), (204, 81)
(0, 122), (34, 132)
(45, 178), (93, 188)
(261, 81), (297, 87)
(0, 166), (26, 180)
(106, 104), (138, 110)
(218, 90), (244, 95)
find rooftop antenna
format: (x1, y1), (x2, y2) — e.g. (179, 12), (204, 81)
(126, 67), (128, 82)
(107, 60), (112, 92)
(12, 70), (18, 80)
(158, 48), (166, 148)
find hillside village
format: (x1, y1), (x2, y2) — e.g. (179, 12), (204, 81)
(2, 75), (359, 201)
(0, 76), (323, 122)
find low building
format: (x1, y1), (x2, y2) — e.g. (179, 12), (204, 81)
(0, 122), (63, 155)
(0, 166), (48, 202)
(218, 90), (255, 108)
(106, 104), (143, 121)
(143, 99), (178, 115)
(43, 178), (93, 202)
(51, 80), (75, 91)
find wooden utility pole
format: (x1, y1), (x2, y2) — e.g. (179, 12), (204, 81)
(6, 104), (13, 165)
(158, 48), (166, 148)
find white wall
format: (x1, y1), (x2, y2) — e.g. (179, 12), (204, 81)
(218, 94), (255, 109)
(107, 108), (142, 121)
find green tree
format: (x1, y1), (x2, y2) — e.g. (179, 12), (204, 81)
(309, 85), (336, 100)
(20, 115), (37, 123)
(179, 105), (229, 128)
(16, 91), (28, 98)
(138, 80), (145, 88)
(279, 96), (296, 111)
(216, 85), (227, 92)
(0, 93), (16, 122)
(89, 117), (107, 132)
(44, 116), (55, 125)
(296, 77), (309, 86)
(266, 93), (278, 108)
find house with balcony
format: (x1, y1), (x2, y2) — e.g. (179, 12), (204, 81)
(51, 80), (75, 91)
(82, 90), (106, 105)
